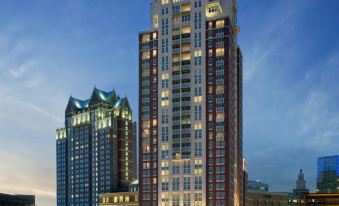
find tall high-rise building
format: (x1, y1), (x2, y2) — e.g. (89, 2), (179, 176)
(138, 0), (244, 205)
(56, 88), (137, 206)
(317, 155), (339, 193)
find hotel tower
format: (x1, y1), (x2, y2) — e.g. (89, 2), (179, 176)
(56, 88), (137, 206)
(139, 0), (244, 206)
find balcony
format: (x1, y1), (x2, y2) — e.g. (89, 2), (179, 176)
(181, 64), (190, 72)
(181, 92), (191, 98)
(181, 73), (191, 80)
(181, 37), (191, 44)
(172, 48), (180, 54)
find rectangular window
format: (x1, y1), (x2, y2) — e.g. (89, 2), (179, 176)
(194, 142), (202, 157)
(184, 177), (191, 190)
(195, 176), (202, 190)
(173, 177), (180, 191)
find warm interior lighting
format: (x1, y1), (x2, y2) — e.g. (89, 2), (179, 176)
(142, 34), (150, 43)
(194, 50), (202, 57)
(206, 2), (222, 18)
(216, 47), (224, 56)
(216, 19), (225, 28)
(182, 53), (191, 60)
(142, 51), (150, 60)
(182, 26), (191, 34)
(153, 15), (159, 28)
(181, 3), (191, 12)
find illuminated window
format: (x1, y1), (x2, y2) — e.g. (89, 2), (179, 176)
(162, 0), (169, 4)
(153, 15), (159, 28)
(161, 161), (169, 175)
(206, 2), (222, 18)
(216, 19), (225, 28)
(195, 159), (203, 174)
(142, 51), (150, 60)
(194, 193), (203, 206)
(161, 90), (169, 107)
(161, 193), (169, 206)
(142, 34), (150, 43)
(216, 47), (224, 56)
(182, 26), (191, 34)
(153, 49), (157, 56)
(194, 87), (202, 102)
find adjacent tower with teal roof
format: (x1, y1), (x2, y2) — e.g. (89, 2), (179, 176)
(56, 88), (137, 206)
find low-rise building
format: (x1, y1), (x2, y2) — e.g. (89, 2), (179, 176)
(99, 191), (138, 206)
(99, 180), (139, 206)
(0, 193), (35, 206)
(246, 190), (289, 206)
(304, 193), (339, 206)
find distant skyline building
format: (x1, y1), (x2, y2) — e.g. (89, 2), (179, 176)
(293, 169), (309, 197)
(138, 0), (244, 205)
(289, 169), (309, 205)
(56, 88), (137, 206)
(248, 180), (269, 192)
(246, 191), (288, 206)
(0, 193), (35, 206)
(317, 155), (339, 193)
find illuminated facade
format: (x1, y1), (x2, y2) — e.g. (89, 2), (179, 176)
(138, 0), (244, 205)
(56, 88), (137, 206)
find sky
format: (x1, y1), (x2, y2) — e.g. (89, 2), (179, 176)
(0, 0), (338, 205)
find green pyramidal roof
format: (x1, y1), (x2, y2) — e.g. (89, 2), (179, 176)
(66, 88), (129, 113)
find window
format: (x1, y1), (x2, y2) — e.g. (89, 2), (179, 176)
(184, 177), (191, 190)
(184, 161), (191, 174)
(162, 145), (169, 159)
(194, 87), (202, 102)
(194, 193), (202, 206)
(194, 32), (202, 48)
(162, 179), (169, 191)
(173, 177), (180, 191)
(194, 159), (202, 174)
(161, 90), (169, 107)
(161, 56), (169, 71)
(173, 194), (180, 206)
(161, 110), (169, 124)
(195, 176), (202, 190)
(194, 142), (202, 157)
(182, 14), (190, 23)
(194, 12), (202, 29)
(194, 50), (202, 66)
(195, 105), (202, 120)
(184, 193), (191, 206)
(173, 163), (180, 175)
(162, 73), (169, 88)
(194, 124), (202, 139)
(194, 69), (202, 85)
(161, 161), (169, 175)
(161, 19), (169, 35)
(161, 126), (169, 142)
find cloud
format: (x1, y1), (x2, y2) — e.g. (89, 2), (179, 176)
(242, 0), (339, 193)
(9, 59), (38, 78)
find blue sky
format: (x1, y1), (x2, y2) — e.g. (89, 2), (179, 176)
(0, 0), (338, 205)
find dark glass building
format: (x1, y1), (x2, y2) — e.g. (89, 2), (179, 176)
(0, 193), (35, 206)
(317, 155), (339, 193)
(248, 180), (269, 192)
(56, 88), (137, 206)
